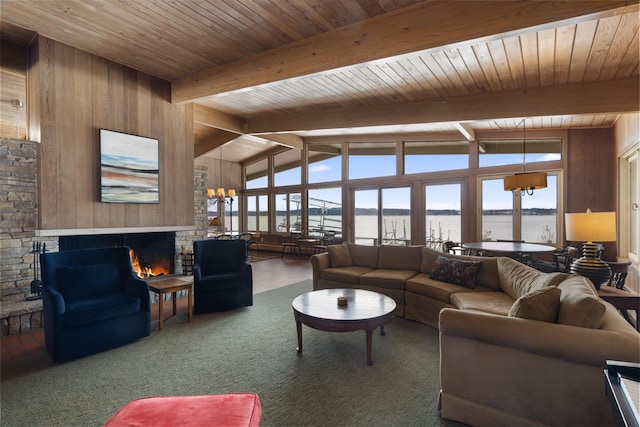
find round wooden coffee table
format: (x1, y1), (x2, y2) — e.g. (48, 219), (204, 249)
(292, 288), (396, 365)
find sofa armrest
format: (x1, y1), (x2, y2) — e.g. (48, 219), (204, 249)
(193, 264), (203, 281)
(310, 252), (330, 290)
(439, 306), (639, 426)
(44, 288), (66, 317)
(439, 306), (640, 366)
(123, 275), (151, 311)
(242, 261), (253, 279)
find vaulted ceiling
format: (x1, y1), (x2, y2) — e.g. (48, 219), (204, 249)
(1, 1), (638, 162)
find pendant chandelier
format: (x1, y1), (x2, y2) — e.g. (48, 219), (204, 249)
(503, 119), (547, 196)
(206, 145), (236, 232)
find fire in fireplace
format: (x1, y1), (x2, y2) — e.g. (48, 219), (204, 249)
(59, 232), (175, 278)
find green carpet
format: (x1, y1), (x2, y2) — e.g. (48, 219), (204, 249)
(1, 280), (462, 427)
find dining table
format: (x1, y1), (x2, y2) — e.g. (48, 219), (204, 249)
(462, 241), (557, 256)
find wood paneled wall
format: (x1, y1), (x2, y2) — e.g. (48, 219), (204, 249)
(29, 36), (194, 230)
(614, 113), (639, 155)
(567, 128), (616, 214)
(0, 41), (27, 139)
(566, 128), (617, 258)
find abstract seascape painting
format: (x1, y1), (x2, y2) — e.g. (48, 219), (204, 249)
(100, 129), (160, 203)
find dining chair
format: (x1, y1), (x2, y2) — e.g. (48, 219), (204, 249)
(313, 231), (336, 254)
(281, 234), (300, 258)
(238, 232), (254, 255)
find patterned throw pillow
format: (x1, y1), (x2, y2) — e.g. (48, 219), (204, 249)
(430, 255), (482, 289)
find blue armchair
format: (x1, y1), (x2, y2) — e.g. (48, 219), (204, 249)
(193, 239), (253, 314)
(40, 246), (151, 362)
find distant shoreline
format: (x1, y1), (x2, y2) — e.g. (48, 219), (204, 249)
(245, 208), (558, 216)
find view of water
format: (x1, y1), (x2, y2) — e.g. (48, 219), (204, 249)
(257, 214), (558, 245)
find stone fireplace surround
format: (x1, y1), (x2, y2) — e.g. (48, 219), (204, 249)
(0, 137), (209, 336)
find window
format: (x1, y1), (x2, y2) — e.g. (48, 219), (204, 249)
(521, 175), (558, 244)
(308, 188), (342, 239)
(481, 178), (514, 241)
(405, 141), (468, 174)
(308, 143), (342, 184)
(353, 187), (410, 246)
(425, 183), (461, 245)
(274, 149), (301, 187)
(246, 194), (268, 232)
(481, 174), (559, 243)
(349, 142), (395, 180)
(620, 148), (639, 261)
(275, 192), (301, 233)
(382, 187), (411, 245)
(246, 158), (268, 189)
(479, 139), (561, 168)
(630, 152), (639, 260)
(354, 189), (378, 245)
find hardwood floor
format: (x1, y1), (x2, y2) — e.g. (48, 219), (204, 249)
(1, 256), (312, 363)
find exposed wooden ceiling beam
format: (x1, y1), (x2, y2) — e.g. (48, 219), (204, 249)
(193, 104), (244, 134)
(251, 133), (304, 150)
(172, 1), (633, 103)
(194, 129), (238, 158)
(454, 123), (476, 142)
(246, 77), (639, 133)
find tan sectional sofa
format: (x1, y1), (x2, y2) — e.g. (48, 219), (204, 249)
(310, 242), (640, 427)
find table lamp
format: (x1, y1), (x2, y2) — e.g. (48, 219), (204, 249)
(564, 209), (616, 289)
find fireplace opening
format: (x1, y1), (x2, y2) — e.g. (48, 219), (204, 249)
(59, 232), (175, 278)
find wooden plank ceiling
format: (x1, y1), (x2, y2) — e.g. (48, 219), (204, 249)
(1, 0), (638, 162)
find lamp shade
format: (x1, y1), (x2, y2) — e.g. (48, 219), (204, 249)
(216, 187), (225, 198)
(565, 210), (616, 242)
(503, 172), (547, 192)
(228, 189), (236, 197)
(207, 188), (214, 199)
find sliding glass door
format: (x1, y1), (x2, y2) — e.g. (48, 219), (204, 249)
(353, 187), (410, 245)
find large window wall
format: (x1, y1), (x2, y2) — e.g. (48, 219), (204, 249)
(243, 131), (565, 246)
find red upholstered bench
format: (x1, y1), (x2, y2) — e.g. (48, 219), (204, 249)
(104, 393), (262, 427)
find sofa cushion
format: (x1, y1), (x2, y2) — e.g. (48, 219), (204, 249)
(430, 255), (481, 289)
(56, 263), (121, 301)
(327, 244), (353, 267)
(377, 245), (422, 271)
(359, 269), (418, 290)
(420, 247), (500, 290)
(508, 286), (561, 323)
(450, 291), (514, 316)
(497, 257), (568, 300)
(320, 266), (373, 285)
(346, 243), (379, 269)
(406, 273), (494, 303)
(556, 274), (606, 329)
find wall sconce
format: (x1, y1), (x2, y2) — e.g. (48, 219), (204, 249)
(11, 99), (24, 139)
(503, 119), (547, 196)
(565, 209), (616, 289)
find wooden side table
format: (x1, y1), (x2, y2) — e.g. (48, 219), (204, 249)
(147, 276), (193, 330)
(598, 285), (640, 332)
